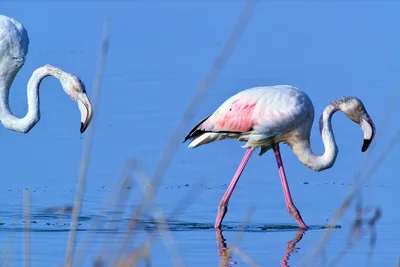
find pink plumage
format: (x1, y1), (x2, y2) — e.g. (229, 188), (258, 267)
(184, 84), (376, 229)
(184, 85), (314, 154)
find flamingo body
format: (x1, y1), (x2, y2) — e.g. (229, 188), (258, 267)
(184, 84), (375, 229)
(185, 85), (314, 155)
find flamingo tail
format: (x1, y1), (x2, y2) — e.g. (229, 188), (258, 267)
(183, 115), (210, 143)
(187, 132), (220, 148)
(184, 115), (248, 148)
(183, 115), (218, 148)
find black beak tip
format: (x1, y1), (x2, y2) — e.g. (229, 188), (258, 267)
(80, 122), (86, 134)
(361, 138), (371, 152)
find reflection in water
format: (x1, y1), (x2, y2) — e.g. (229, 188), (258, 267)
(44, 205), (73, 214)
(216, 229), (237, 266)
(216, 228), (307, 267)
(280, 229), (306, 267)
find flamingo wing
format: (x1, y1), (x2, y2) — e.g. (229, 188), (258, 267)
(184, 85), (314, 148)
(183, 93), (258, 143)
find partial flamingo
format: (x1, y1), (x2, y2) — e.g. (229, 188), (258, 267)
(0, 14), (93, 134)
(184, 85), (376, 229)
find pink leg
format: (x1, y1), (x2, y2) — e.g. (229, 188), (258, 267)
(215, 148), (253, 229)
(272, 143), (308, 229)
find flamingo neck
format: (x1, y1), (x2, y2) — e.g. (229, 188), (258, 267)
(0, 64), (62, 133)
(291, 103), (340, 172)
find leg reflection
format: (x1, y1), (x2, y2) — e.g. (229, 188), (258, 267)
(216, 229), (237, 266)
(216, 228), (306, 267)
(280, 229), (306, 267)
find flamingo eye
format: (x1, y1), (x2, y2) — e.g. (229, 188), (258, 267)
(75, 77), (86, 92)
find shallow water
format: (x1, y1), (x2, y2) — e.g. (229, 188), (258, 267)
(1, 1), (400, 266)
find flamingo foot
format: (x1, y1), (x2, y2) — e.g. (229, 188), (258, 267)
(287, 204), (308, 229)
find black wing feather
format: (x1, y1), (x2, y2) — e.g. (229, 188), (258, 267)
(183, 115), (253, 143)
(183, 115), (210, 143)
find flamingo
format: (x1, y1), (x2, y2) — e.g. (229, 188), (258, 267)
(0, 14), (93, 134)
(184, 85), (376, 229)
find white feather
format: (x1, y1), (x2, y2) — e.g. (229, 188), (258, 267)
(188, 132), (219, 148)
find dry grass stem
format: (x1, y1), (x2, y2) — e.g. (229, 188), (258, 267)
(301, 129), (399, 266)
(95, 176), (133, 261)
(300, 87), (400, 265)
(217, 207), (257, 267)
(103, 159), (221, 266)
(367, 207), (381, 261)
(64, 17), (112, 267)
(112, 0), (258, 262)
(327, 205), (381, 267)
(78, 164), (137, 265)
(230, 247), (259, 267)
(73, 173), (133, 266)
(23, 188), (31, 267)
(131, 163), (185, 267)
(117, 238), (152, 267)
(148, 0), (259, 198)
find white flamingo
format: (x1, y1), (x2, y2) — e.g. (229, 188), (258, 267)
(0, 14), (93, 134)
(184, 85), (376, 229)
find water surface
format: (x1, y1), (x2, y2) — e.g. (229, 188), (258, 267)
(1, 1), (400, 266)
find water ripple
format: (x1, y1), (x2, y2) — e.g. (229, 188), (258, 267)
(0, 211), (341, 233)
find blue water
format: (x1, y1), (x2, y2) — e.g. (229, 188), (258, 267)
(1, 1), (400, 266)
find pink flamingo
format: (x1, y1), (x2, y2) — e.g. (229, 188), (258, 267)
(184, 85), (376, 229)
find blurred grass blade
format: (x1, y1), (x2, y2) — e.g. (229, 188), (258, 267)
(23, 188), (31, 267)
(64, 16), (112, 267)
(149, 0), (259, 194)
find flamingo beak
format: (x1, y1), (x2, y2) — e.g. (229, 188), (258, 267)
(360, 113), (375, 152)
(77, 92), (93, 133)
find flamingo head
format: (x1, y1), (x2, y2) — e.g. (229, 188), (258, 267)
(59, 71), (93, 134)
(338, 96), (376, 152)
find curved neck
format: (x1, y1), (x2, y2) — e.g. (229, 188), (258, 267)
(0, 65), (62, 133)
(291, 103), (340, 172)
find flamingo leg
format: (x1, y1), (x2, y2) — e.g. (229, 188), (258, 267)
(215, 148), (253, 229)
(272, 143), (308, 229)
